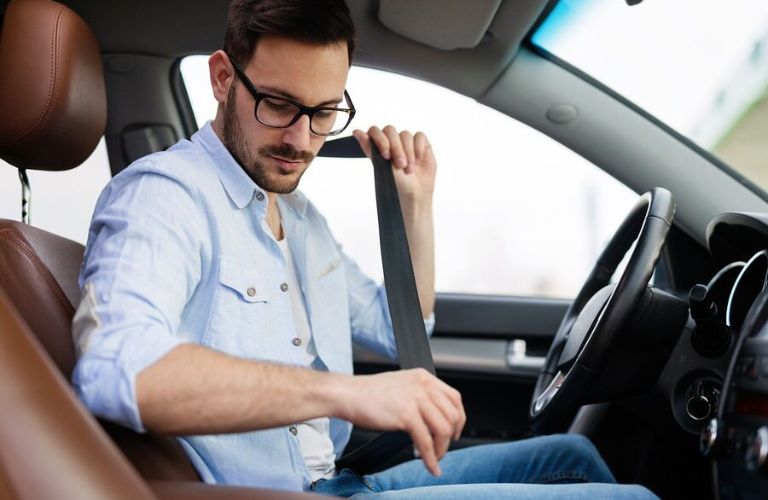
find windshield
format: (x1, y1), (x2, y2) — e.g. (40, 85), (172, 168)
(532, 0), (768, 193)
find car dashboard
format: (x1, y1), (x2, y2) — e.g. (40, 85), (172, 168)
(696, 213), (768, 498)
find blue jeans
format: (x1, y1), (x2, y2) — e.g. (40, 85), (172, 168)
(312, 434), (658, 499)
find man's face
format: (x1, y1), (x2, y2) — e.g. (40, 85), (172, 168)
(222, 36), (350, 193)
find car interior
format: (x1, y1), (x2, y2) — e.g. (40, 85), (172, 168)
(1, 0), (768, 499)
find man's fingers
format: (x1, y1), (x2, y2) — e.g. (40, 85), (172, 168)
(455, 392), (467, 440)
(399, 130), (415, 174)
(414, 131), (431, 162)
(350, 370), (463, 477)
(356, 127), (430, 176)
(432, 428), (451, 464)
(383, 125), (407, 169)
(408, 418), (442, 476)
(367, 126), (390, 160)
(420, 397), (454, 464)
(430, 388), (464, 443)
(352, 129), (371, 158)
(442, 386), (466, 440)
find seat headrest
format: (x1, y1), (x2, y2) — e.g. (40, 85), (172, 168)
(0, 0), (106, 171)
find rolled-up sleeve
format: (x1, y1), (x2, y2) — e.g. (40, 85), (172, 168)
(71, 167), (204, 432)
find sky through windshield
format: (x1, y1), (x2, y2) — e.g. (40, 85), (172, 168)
(533, 0), (768, 191)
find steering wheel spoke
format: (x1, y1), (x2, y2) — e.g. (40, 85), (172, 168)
(532, 370), (565, 415)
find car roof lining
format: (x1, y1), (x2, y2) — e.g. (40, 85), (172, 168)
(349, 0), (549, 98)
(378, 0), (502, 51)
(59, 0), (550, 99)
(54, 0), (768, 243)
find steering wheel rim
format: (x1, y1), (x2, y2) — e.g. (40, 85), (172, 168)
(529, 187), (675, 434)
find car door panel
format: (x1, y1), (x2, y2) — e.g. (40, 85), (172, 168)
(352, 293), (570, 448)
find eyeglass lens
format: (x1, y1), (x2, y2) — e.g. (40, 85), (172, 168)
(256, 96), (351, 136)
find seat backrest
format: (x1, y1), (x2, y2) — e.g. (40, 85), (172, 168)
(0, 220), (83, 376)
(0, 0), (199, 484)
(0, 287), (157, 499)
(0, 219), (202, 481)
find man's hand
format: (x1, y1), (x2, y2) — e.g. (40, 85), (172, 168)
(136, 346), (465, 475)
(353, 125), (437, 318)
(353, 126), (436, 199)
(336, 368), (466, 477)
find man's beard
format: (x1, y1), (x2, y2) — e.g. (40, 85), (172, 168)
(221, 87), (315, 194)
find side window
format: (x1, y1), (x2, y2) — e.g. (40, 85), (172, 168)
(0, 140), (111, 244)
(181, 57), (636, 298)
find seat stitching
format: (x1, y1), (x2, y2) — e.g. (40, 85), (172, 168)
(0, 230), (75, 316)
(0, 7), (65, 147)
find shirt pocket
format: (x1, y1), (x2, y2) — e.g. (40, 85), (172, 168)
(314, 256), (342, 280)
(312, 255), (346, 301)
(203, 259), (272, 352)
(218, 259), (271, 303)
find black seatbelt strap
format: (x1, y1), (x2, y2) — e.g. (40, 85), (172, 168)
(318, 135), (434, 372)
(319, 136), (436, 472)
(368, 140), (435, 373)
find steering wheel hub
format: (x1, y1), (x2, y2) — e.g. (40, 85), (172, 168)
(558, 285), (615, 371)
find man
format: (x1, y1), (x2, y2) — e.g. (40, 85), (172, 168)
(72, 0), (656, 498)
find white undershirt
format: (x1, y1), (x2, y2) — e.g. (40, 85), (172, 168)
(276, 237), (337, 481)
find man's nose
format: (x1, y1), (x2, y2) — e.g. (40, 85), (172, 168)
(281, 113), (312, 151)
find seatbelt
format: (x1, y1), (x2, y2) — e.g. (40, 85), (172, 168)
(318, 136), (436, 473)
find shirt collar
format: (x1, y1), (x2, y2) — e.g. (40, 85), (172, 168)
(193, 121), (309, 218)
(193, 122), (264, 211)
(277, 190), (309, 220)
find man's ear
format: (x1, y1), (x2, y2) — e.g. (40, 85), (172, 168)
(209, 50), (235, 103)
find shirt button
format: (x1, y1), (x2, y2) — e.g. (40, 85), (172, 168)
(256, 192), (265, 201)
(292, 337), (302, 347)
(246, 287), (256, 297)
(280, 283), (289, 292)
(289, 425), (298, 436)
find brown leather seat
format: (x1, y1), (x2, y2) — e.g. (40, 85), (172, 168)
(0, 288), (333, 499)
(0, 1), (333, 498)
(0, 220), (203, 482)
(0, 0), (200, 483)
(0, 0), (206, 483)
(0, 287), (157, 499)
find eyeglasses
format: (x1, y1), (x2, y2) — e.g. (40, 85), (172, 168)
(227, 54), (356, 137)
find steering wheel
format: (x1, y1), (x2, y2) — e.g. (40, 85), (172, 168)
(529, 187), (675, 434)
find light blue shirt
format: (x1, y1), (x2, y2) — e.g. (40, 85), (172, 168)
(72, 122), (434, 491)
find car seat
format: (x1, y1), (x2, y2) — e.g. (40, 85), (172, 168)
(0, 0), (329, 498)
(0, 0), (202, 480)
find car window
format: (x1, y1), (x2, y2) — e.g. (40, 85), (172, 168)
(532, 0), (768, 194)
(181, 57), (636, 298)
(0, 139), (111, 244)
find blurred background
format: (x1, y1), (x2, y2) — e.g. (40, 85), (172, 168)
(2, 0), (766, 299)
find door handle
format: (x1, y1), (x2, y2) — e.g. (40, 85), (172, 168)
(506, 339), (545, 372)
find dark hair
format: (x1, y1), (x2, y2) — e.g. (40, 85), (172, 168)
(224, 0), (356, 66)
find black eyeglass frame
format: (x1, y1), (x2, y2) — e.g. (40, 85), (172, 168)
(226, 53), (356, 137)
